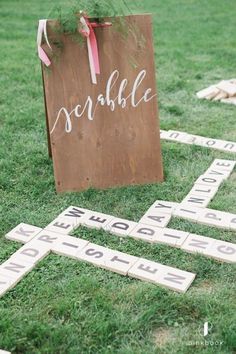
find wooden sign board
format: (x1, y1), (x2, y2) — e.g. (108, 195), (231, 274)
(41, 14), (163, 192)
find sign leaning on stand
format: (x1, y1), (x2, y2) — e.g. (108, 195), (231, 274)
(39, 14), (163, 192)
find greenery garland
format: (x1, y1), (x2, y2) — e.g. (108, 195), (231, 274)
(44, 0), (144, 69)
(48, 0), (133, 36)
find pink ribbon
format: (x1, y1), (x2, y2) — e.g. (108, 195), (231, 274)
(37, 16), (111, 83)
(80, 16), (111, 84)
(37, 20), (51, 67)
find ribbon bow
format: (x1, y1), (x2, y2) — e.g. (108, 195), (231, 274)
(37, 16), (111, 84)
(37, 19), (51, 67)
(80, 16), (111, 84)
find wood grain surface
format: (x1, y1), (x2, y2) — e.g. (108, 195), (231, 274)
(41, 14), (163, 192)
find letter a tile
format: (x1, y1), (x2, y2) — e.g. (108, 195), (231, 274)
(139, 210), (171, 228)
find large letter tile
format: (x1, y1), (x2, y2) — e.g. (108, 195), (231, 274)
(149, 200), (178, 214)
(181, 193), (211, 208)
(156, 265), (196, 293)
(12, 241), (51, 264)
(57, 206), (93, 225)
(76, 243), (138, 275)
(84, 212), (114, 230)
(139, 209), (172, 228)
(5, 223), (42, 244)
(0, 258), (35, 281)
(32, 230), (62, 248)
(51, 235), (89, 259)
(164, 130), (189, 143)
(45, 217), (78, 235)
(194, 174), (225, 188)
(0, 273), (16, 297)
(128, 258), (195, 293)
(209, 159), (236, 172)
(129, 223), (160, 243)
(153, 228), (189, 248)
(218, 141), (236, 153)
(181, 234), (215, 255)
(104, 218), (137, 236)
(205, 167), (231, 180)
(205, 240), (236, 263)
(188, 184), (218, 199)
(173, 205), (202, 222)
(228, 216), (236, 231)
(198, 209), (232, 229)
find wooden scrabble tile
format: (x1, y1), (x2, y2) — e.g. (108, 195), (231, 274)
(205, 240), (236, 263)
(181, 234), (215, 255)
(189, 184), (218, 199)
(184, 134), (204, 145)
(196, 85), (219, 99)
(160, 130), (170, 139)
(154, 228), (189, 248)
(150, 200), (178, 215)
(221, 97), (236, 105)
(102, 250), (138, 275)
(45, 217), (77, 235)
(129, 223), (159, 243)
(0, 273), (16, 297)
(212, 91), (228, 101)
(173, 205), (201, 222)
(0, 257), (35, 281)
(165, 130), (188, 143)
(57, 206), (92, 226)
(194, 174), (224, 188)
(205, 167), (231, 180)
(128, 258), (195, 293)
(76, 243), (138, 275)
(5, 223), (42, 244)
(51, 235), (89, 259)
(33, 230), (62, 248)
(198, 209), (231, 229)
(210, 159), (236, 172)
(216, 80), (236, 96)
(156, 265), (196, 293)
(228, 214), (236, 231)
(139, 210), (172, 228)
(12, 241), (51, 264)
(128, 258), (165, 283)
(218, 141), (236, 153)
(195, 137), (222, 150)
(76, 243), (113, 268)
(181, 193), (211, 208)
(104, 218), (137, 237)
(84, 212), (114, 230)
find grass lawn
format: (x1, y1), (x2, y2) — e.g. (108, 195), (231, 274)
(0, 0), (236, 353)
